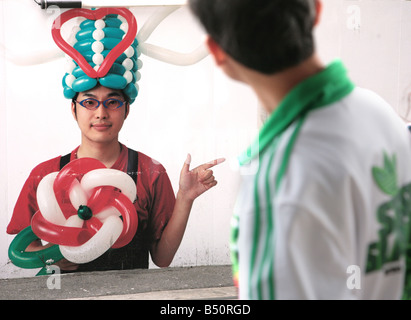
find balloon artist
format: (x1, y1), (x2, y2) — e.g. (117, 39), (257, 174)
(7, 8), (225, 274)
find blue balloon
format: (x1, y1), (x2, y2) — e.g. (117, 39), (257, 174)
(75, 27), (95, 41)
(63, 86), (77, 99)
(74, 39), (93, 54)
(108, 62), (126, 76)
(101, 38), (121, 50)
(105, 17), (123, 28)
(103, 27), (125, 40)
(99, 74), (127, 90)
(72, 66), (88, 78)
(72, 76), (98, 92)
(124, 83), (138, 100)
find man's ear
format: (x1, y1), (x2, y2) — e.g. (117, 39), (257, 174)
(71, 101), (77, 120)
(206, 36), (228, 67)
(124, 103), (130, 120)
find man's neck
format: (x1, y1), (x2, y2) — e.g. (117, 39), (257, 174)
(77, 139), (122, 168)
(242, 54), (325, 114)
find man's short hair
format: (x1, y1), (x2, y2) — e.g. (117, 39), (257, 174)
(71, 85), (131, 105)
(71, 84), (130, 117)
(189, 0), (317, 74)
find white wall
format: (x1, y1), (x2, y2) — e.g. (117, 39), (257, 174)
(1, 0), (410, 278)
(316, 0), (411, 120)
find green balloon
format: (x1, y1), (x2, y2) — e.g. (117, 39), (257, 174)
(77, 205), (93, 220)
(8, 226), (64, 269)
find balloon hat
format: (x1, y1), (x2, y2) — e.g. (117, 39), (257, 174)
(52, 8), (141, 104)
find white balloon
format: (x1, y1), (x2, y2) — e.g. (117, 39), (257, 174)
(0, 45), (64, 66)
(65, 215), (84, 228)
(120, 22), (129, 33)
(68, 26), (81, 46)
(94, 207), (122, 223)
(122, 58), (133, 71)
(94, 19), (106, 30)
(69, 178), (89, 210)
(93, 29), (105, 41)
(91, 41), (104, 54)
(81, 168), (137, 203)
(123, 70), (133, 84)
(65, 74), (76, 89)
(65, 59), (77, 74)
(135, 71), (141, 82)
(60, 215), (123, 264)
(93, 53), (105, 65)
(136, 6), (179, 43)
(135, 6), (209, 66)
(36, 172), (67, 226)
(138, 43), (208, 66)
(124, 46), (134, 58)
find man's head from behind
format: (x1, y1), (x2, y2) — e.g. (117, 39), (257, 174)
(189, 0), (320, 75)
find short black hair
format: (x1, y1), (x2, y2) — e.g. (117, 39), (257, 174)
(71, 84), (131, 105)
(71, 85), (130, 117)
(189, 0), (317, 74)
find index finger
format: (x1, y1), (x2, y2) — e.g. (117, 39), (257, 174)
(200, 158), (226, 170)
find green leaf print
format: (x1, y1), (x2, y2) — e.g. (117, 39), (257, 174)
(372, 152), (399, 196)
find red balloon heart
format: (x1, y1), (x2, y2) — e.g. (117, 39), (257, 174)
(51, 7), (138, 79)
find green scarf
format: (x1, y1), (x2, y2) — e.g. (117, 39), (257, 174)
(239, 60), (355, 168)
